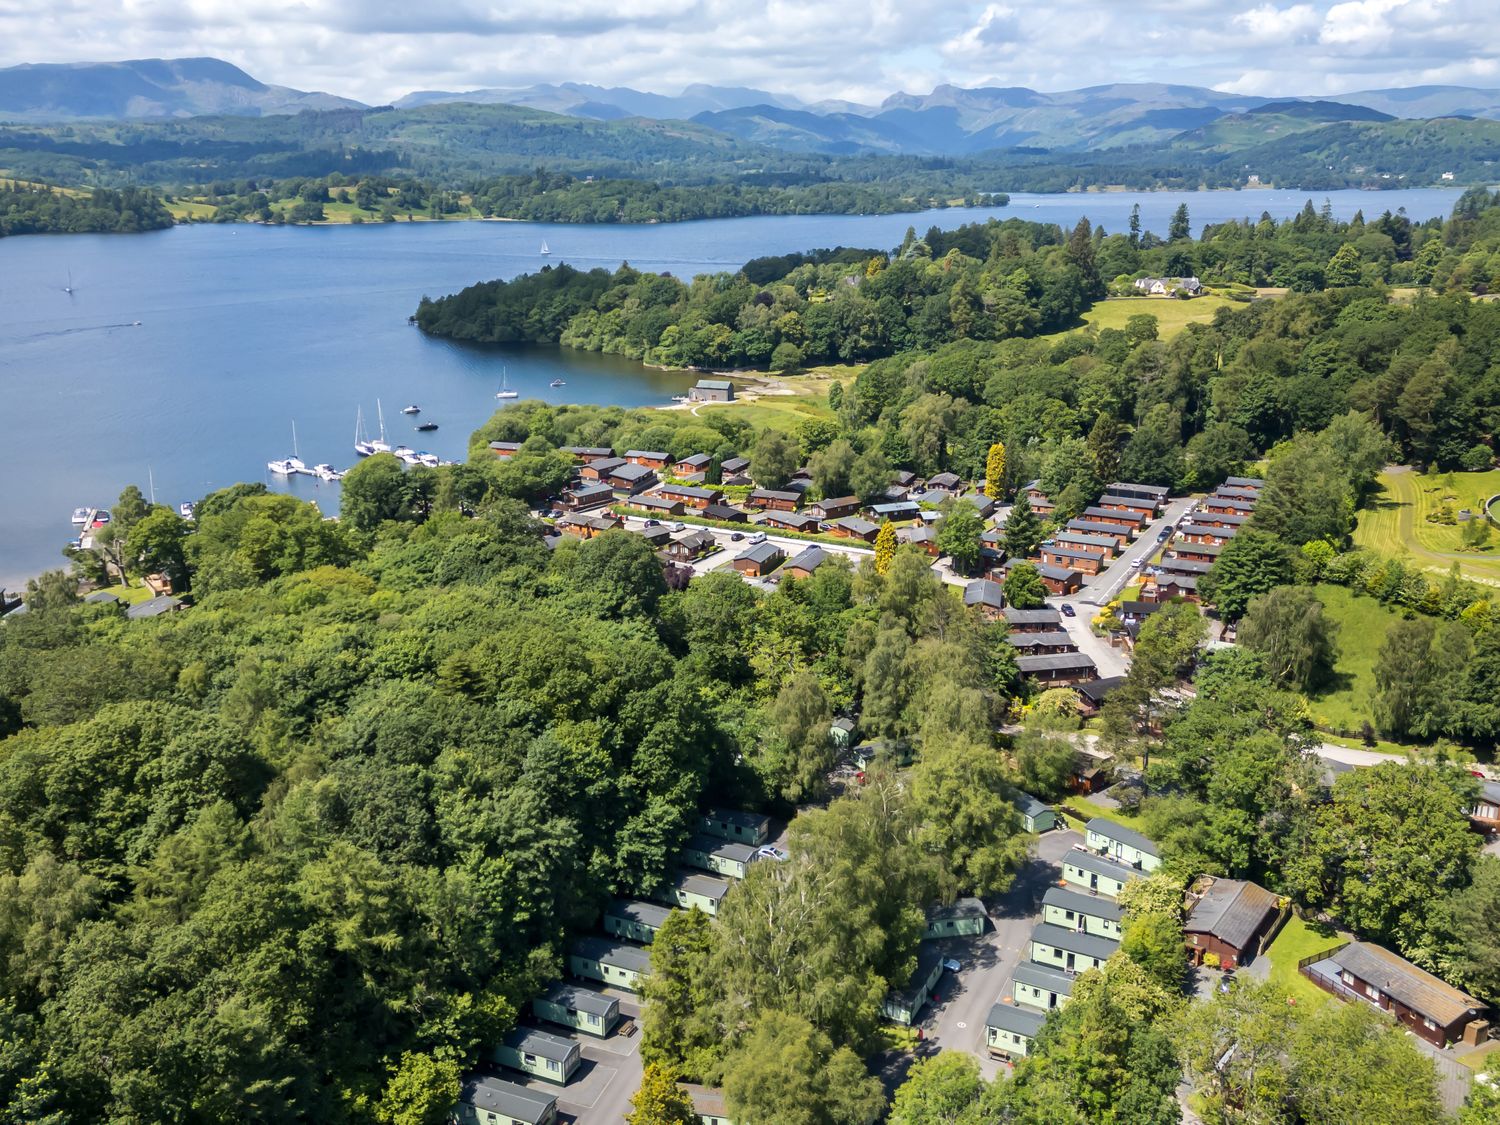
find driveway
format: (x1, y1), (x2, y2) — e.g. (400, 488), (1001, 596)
(914, 828), (1083, 1080)
(510, 990), (643, 1124)
(1075, 498), (1196, 606)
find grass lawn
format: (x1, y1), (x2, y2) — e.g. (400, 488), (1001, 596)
(1074, 295), (1239, 339)
(93, 583), (156, 605)
(1352, 468), (1500, 586)
(166, 200), (217, 220)
(1264, 914), (1340, 1008)
(1057, 795), (1146, 833)
(681, 365), (856, 431)
(1305, 583), (1400, 736)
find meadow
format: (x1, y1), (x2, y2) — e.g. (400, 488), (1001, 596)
(1352, 468), (1500, 585)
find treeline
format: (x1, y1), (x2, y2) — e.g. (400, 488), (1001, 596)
(0, 181), (171, 236)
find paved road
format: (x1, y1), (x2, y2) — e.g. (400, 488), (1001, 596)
(1074, 497), (1197, 606)
(616, 513), (875, 577)
(915, 828), (1084, 1081)
(507, 991), (643, 1124)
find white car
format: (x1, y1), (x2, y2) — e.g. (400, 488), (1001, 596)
(747, 531), (767, 545)
(1130, 558), (1144, 569)
(756, 845), (788, 860)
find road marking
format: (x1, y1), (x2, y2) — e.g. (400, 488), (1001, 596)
(956, 1021), (967, 1029)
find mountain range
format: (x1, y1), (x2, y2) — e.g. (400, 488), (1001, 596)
(2, 57), (1499, 158)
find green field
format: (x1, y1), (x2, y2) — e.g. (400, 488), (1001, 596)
(1305, 583), (1400, 736)
(678, 365), (852, 431)
(1076, 295), (1239, 339)
(1353, 468), (1500, 586)
(1264, 914), (1340, 1008)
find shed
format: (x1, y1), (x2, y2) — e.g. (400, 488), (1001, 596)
(491, 1026), (581, 1085)
(924, 897), (987, 939)
(603, 898), (674, 944)
(1183, 877), (1282, 969)
(532, 982), (619, 1037)
(1085, 818), (1161, 872)
(986, 1001), (1046, 1058)
(453, 1074), (557, 1125)
(1015, 792), (1055, 833)
(1041, 885), (1124, 940)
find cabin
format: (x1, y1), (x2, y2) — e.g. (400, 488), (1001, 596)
(1040, 544), (1107, 576)
(1302, 941), (1489, 1048)
(1085, 818), (1161, 872)
(673, 453), (712, 476)
(1469, 780), (1500, 833)
(963, 579), (1006, 619)
(1016, 652), (1098, 687)
(882, 946), (945, 1025)
(747, 489), (802, 512)
(1144, 574), (1199, 603)
(731, 542), (785, 577)
(986, 1001), (1047, 1059)
(700, 807), (771, 846)
(603, 899), (674, 944)
(1042, 885), (1124, 940)
(1007, 631), (1077, 655)
(664, 530), (717, 562)
(558, 511), (622, 539)
(1070, 746), (1116, 794)
(828, 516), (880, 542)
(453, 1074), (558, 1125)
(853, 738), (915, 771)
(1201, 496), (1256, 516)
(807, 495), (861, 521)
(1097, 495), (1157, 520)
(633, 523), (673, 549)
(998, 558), (1083, 596)
(926, 471), (962, 493)
(126, 595), (186, 621)
(579, 457), (627, 482)
(568, 936), (651, 992)
(656, 483), (722, 510)
(759, 511), (822, 534)
(954, 494), (997, 520)
(830, 716), (856, 749)
(720, 456), (750, 476)
(491, 1026), (581, 1085)
(627, 494), (684, 517)
(1028, 921), (1119, 974)
(1178, 523), (1237, 545)
(1062, 848), (1142, 897)
(1027, 493), (1056, 517)
(1066, 519), (1131, 547)
(532, 982), (619, 1038)
(1170, 541), (1223, 564)
(652, 870), (733, 916)
(1105, 482), (1169, 508)
(1053, 532), (1119, 558)
(681, 833), (761, 880)
(488, 441), (522, 459)
(558, 483), (616, 512)
(1016, 792), (1056, 833)
(868, 501), (921, 522)
(606, 463), (659, 495)
(1003, 607), (1063, 633)
(1195, 510), (1250, 529)
(892, 470), (918, 488)
(1214, 486), (1260, 502)
(1223, 476), (1265, 491)
(924, 897), (987, 939)
(624, 450), (670, 469)
(561, 445), (615, 463)
(1012, 960), (1077, 1013)
(689, 379), (734, 402)
(1081, 506), (1146, 532)
(1075, 676), (1126, 717)
(1117, 601), (1165, 630)
(1158, 557), (1212, 579)
(1183, 877), (1282, 970)
(781, 545), (830, 580)
(703, 503), (747, 523)
(683, 1086), (734, 1125)
(897, 524), (939, 555)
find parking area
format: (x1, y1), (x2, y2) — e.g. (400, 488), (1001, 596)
(504, 989), (643, 1124)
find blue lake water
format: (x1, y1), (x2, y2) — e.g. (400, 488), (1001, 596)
(0, 186), (1466, 588)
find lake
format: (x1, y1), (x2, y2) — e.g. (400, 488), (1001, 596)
(0, 186), (1466, 589)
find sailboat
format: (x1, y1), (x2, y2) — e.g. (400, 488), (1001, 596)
(354, 406), (377, 457)
(495, 369), (519, 399)
(371, 400), (393, 453)
(269, 421), (306, 475)
(539, 240), (550, 256)
(63, 269), (74, 295)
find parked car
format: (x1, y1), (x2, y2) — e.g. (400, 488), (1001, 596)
(645, 519), (659, 527)
(748, 531), (767, 544)
(1130, 558), (1143, 569)
(1157, 527), (1171, 539)
(756, 845), (788, 861)
(669, 522), (687, 532)
(730, 532), (745, 542)
(1060, 603), (1076, 618)
(943, 958), (962, 973)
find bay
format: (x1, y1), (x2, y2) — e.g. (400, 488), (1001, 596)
(0, 186), (1466, 589)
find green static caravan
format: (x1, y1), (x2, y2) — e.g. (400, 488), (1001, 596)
(1015, 792), (1056, 834)
(452, 1074), (558, 1125)
(652, 870), (732, 916)
(491, 1026), (581, 1085)
(924, 896), (987, 939)
(1041, 885), (1124, 941)
(1011, 959), (1077, 1012)
(531, 982), (619, 1037)
(684, 1084), (734, 1125)
(603, 898), (673, 944)
(699, 806), (771, 847)
(882, 945), (946, 1025)
(1061, 847), (1143, 898)
(568, 935), (651, 993)
(986, 1001), (1047, 1059)
(1084, 817), (1162, 873)
(680, 833), (761, 880)
(1028, 921), (1119, 974)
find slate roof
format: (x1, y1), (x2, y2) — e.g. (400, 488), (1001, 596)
(927, 896), (986, 922)
(562, 445), (613, 458)
(1016, 652), (1097, 673)
(928, 472), (962, 488)
(571, 936), (652, 973)
(1119, 600), (1164, 618)
(610, 462), (658, 482)
(1003, 607), (1063, 627)
(624, 449), (669, 461)
(656, 483), (720, 500)
(1106, 482), (1170, 499)
(1180, 523), (1238, 539)
(784, 545), (828, 573)
(1223, 476), (1265, 488)
(964, 579), (1005, 609)
(1042, 544), (1108, 562)
(898, 525), (937, 544)
(1159, 557), (1213, 575)
(605, 899), (673, 929)
(1054, 532), (1119, 551)
(1012, 960), (1079, 998)
(695, 379), (732, 390)
(675, 453), (711, 469)
(84, 590), (120, 603)
(1068, 519), (1130, 537)
(1086, 817), (1160, 858)
(1042, 885), (1125, 923)
(832, 516), (880, 536)
(1172, 542), (1223, 557)
(501, 1025), (578, 1063)
(988, 1002), (1047, 1037)
(1099, 495), (1157, 511)
(1007, 631), (1075, 650)
(720, 456), (750, 473)
(703, 503), (746, 522)
(459, 1076), (556, 1125)
(1329, 942), (1484, 1027)
(750, 489), (802, 503)
(671, 870), (732, 902)
(541, 981), (617, 1017)
(1076, 675), (1127, 705)
(1156, 574), (1199, 591)
(565, 483), (615, 500)
(488, 441), (522, 452)
(1184, 878), (1279, 952)
(631, 494), (682, 510)
(1083, 506), (1146, 523)
(126, 595), (183, 620)
(1015, 792), (1051, 821)
(1064, 848), (1143, 884)
(1030, 921), (1121, 961)
(704, 807), (769, 831)
(735, 542), (784, 567)
(586, 457), (627, 474)
(761, 511), (821, 530)
(1203, 497), (1256, 512)
(683, 833), (759, 864)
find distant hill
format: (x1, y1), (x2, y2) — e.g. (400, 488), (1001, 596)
(1327, 85), (1500, 121)
(0, 57), (364, 120)
(394, 81), (799, 120)
(1175, 100), (1394, 150)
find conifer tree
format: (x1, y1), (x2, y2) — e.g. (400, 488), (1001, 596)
(874, 520), (896, 576)
(985, 441), (1007, 499)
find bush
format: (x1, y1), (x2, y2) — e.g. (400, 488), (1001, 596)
(1462, 443), (1494, 471)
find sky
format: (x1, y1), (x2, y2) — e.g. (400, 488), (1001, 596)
(1, 0), (1497, 105)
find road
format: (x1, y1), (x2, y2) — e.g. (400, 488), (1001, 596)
(615, 513), (875, 577)
(509, 990), (642, 1124)
(1073, 497), (1197, 606)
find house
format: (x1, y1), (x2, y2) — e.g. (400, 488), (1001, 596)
(868, 501), (921, 522)
(1133, 275), (1203, 296)
(828, 516), (881, 542)
(624, 450), (670, 469)
(893, 470), (919, 488)
(731, 543), (785, 577)
(627, 494), (684, 517)
(1469, 779), (1500, 833)
(558, 511), (622, 539)
(759, 510), (823, 534)
(656, 483), (723, 510)
(909, 488), (952, 507)
(1016, 652), (1098, 687)
(1075, 676), (1126, 717)
(1223, 476), (1265, 491)
(807, 496), (860, 521)
(1301, 941), (1489, 1048)
(1213, 486), (1260, 502)
(689, 379), (734, 402)
(1171, 541), (1223, 564)
(963, 579), (1006, 619)
(1158, 557), (1212, 578)
(699, 807), (771, 846)
(532, 982), (619, 1038)
(1195, 510), (1251, 529)
(703, 503), (747, 523)
(1201, 496), (1256, 516)
(1016, 792), (1056, 833)
(882, 946), (945, 1025)
(720, 456), (750, 476)
(1028, 493), (1057, 517)
(1117, 601), (1165, 629)
(1106, 482), (1170, 507)
(1041, 885), (1124, 940)
(1183, 877), (1283, 970)
(558, 483), (616, 512)
(605, 462), (659, 495)
(603, 899), (674, 944)
(491, 1026), (581, 1085)
(897, 524), (939, 555)
(782, 545), (830, 580)
(1011, 961), (1077, 1014)
(673, 453), (712, 476)
(126, 595), (185, 620)
(681, 833), (761, 880)
(569, 936), (651, 992)
(1053, 532), (1118, 558)
(453, 1074), (558, 1125)
(747, 489), (802, 512)
(1085, 818), (1161, 872)
(1067, 519), (1132, 547)
(1082, 506), (1146, 531)
(488, 441), (522, 458)
(1040, 544), (1107, 576)
(561, 445), (614, 463)
(1145, 574), (1199, 602)
(883, 483), (912, 502)
(1097, 495), (1157, 520)
(683, 1086), (733, 1125)
(924, 897), (987, 939)
(633, 524), (673, 549)
(1028, 922), (1119, 974)
(1179, 523), (1237, 545)
(1007, 631), (1077, 655)
(664, 530), (717, 562)
(1062, 848), (1142, 897)
(580, 457), (627, 482)
(926, 471), (962, 493)
(1002, 606), (1063, 633)
(1002, 560), (1083, 597)
(652, 870), (733, 916)
(986, 1001), (1046, 1059)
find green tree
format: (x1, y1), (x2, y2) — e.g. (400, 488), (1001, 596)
(762, 671), (836, 803)
(340, 453), (412, 533)
(376, 1052), (462, 1125)
(1002, 563), (1046, 610)
(1200, 529), (1294, 618)
(720, 1012), (884, 1125)
(627, 1062), (698, 1125)
(1254, 432), (1355, 546)
(849, 446), (891, 505)
(1002, 492), (1042, 559)
(750, 430), (801, 490)
(1120, 910), (1185, 990)
(1014, 731), (1077, 800)
(889, 1052), (985, 1125)
(936, 502), (985, 575)
(1325, 242), (1364, 286)
(909, 740), (1027, 897)
(1439, 855), (1500, 1004)
(1237, 585), (1340, 690)
(641, 909), (725, 1080)
(1459, 1055), (1500, 1124)
(125, 507), (189, 585)
(985, 442), (1006, 499)
(809, 439), (857, 499)
(1168, 203), (1191, 241)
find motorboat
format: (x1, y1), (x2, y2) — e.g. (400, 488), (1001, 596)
(550, 378), (566, 387)
(401, 405), (421, 415)
(178, 502), (195, 519)
(314, 464), (343, 481)
(418, 453), (440, 468)
(71, 507), (92, 525)
(268, 457), (298, 476)
(416, 421), (438, 431)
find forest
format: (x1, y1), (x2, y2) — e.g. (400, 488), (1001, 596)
(0, 181), (171, 236)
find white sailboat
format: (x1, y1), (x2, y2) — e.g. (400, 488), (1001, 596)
(495, 368), (519, 399)
(63, 269), (74, 295)
(371, 400), (393, 453)
(539, 240), (550, 256)
(269, 421), (306, 475)
(354, 405), (377, 457)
